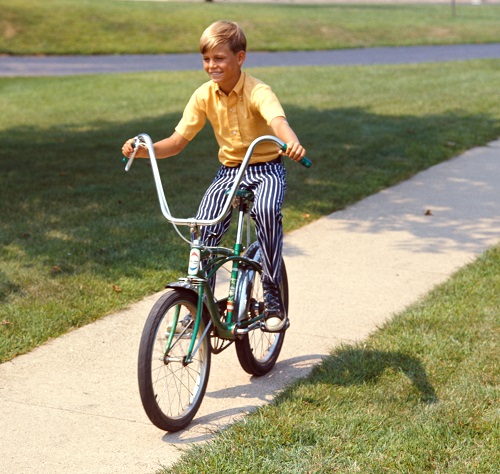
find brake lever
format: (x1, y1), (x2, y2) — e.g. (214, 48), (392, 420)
(123, 138), (139, 172)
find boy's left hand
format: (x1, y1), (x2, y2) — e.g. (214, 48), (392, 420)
(281, 141), (306, 162)
(270, 116), (306, 162)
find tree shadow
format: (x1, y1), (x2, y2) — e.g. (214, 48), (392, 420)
(1, 105), (498, 281)
(0, 103), (498, 351)
(311, 346), (437, 404)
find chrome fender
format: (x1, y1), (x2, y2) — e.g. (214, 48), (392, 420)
(233, 242), (261, 322)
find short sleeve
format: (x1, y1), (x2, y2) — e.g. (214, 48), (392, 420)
(175, 88), (207, 141)
(251, 83), (286, 126)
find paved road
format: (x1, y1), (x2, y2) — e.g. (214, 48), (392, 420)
(1, 43), (499, 76)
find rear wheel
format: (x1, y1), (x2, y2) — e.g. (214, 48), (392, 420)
(137, 289), (211, 432)
(235, 244), (288, 376)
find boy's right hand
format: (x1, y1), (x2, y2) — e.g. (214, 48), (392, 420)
(121, 138), (136, 159)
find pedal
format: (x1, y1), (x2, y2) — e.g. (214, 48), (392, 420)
(260, 318), (290, 333)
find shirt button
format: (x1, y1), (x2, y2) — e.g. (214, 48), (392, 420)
(233, 131), (237, 135)
(229, 108), (233, 112)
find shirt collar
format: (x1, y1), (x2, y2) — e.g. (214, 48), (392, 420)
(215, 71), (246, 97)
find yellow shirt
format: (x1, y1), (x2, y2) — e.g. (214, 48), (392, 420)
(175, 72), (286, 167)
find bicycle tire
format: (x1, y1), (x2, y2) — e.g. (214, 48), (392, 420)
(235, 244), (288, 376)
(138, 289), (211, 432)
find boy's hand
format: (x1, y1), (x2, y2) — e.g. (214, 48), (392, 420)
(270, 117), (306, 162)
(122, 138), (148, 159)
(121, 138), (136, 159)
(281, 141), (306, 162)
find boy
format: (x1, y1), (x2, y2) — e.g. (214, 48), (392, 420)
(122, 20), (306, 332)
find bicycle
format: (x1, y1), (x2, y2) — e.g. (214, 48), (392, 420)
(124, 134), (311, 432)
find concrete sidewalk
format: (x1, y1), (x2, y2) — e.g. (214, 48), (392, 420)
(1, 140), (499, 473)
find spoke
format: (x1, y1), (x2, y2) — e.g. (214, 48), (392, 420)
(152, 341), (206, 417)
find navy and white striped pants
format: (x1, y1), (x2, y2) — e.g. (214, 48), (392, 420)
(196, 161), (287, 285)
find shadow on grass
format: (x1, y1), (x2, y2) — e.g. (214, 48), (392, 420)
(312, 346), (438, 404)
(0, 104), (498, 317)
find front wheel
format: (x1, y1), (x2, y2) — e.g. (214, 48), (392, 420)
(137, 289), (211, 432)
(235, 244), (288, 376)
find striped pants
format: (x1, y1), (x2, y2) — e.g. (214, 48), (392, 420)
(196, 161), (287, 285)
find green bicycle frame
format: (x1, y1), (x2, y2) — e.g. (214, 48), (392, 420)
(127, 134), (311, 373)
(168, 194), (262, 364)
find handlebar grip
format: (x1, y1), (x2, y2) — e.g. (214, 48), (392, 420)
(280, 144), (312, 168)
(299, 157), (312, 168)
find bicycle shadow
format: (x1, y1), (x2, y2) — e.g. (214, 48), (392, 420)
(161, 347), (436, 446)
(160, 405), (259, 445)
(310, 346), (438, 405)
(161, 353), (324, 444)
(206, 353), (324, 400)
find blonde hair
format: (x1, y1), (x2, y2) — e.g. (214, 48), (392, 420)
(199, 21), (247, 54)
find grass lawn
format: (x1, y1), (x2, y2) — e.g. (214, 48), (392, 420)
(162, 244), (499, 473)
(1, 59), (499, 362)
(1, 1), (500, 54)
(1, 3), (499, 470)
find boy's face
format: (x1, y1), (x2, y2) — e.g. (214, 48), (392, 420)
(202, 44), (246, 94)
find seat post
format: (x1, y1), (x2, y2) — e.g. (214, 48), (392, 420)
(233, 189), (254, 256)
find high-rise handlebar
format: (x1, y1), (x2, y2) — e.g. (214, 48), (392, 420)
(124, 134), (311, 228)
